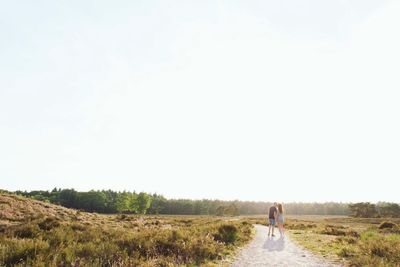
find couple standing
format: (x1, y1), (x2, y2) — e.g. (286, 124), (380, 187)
(268, 202), (285, 237)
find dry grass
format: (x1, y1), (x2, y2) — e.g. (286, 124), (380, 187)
(280, 215), (400, 267)
(240, 215), (400, 266)
(0, 193), (254, 266)
(3, 194), (399, 266)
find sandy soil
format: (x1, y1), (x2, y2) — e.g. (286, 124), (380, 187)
(231, 225), (340, 267)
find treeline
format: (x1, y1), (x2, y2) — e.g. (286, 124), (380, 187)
(13, 188), (352, 216)
(349, 202), (400, 218)
(15, 189), (152, 214)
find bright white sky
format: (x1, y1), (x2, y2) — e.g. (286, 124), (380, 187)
(1, 0), (399, 203)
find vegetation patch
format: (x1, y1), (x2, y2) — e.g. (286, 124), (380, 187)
(213, 224), (238, 244)
(0, 193), (254, 266)
(379, 221), (397, 229)
(287, 216), (400, 267)
(319, 226), (347, 236)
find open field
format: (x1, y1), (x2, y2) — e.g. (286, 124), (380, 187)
(0, 193), (253, 266)
(244, 215), (400, 266)
(2, 193), (400, 266)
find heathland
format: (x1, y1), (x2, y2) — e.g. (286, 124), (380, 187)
(0, 192), (253, 266)
(1, 191), (400, 266)
(247, 215), (400, 266)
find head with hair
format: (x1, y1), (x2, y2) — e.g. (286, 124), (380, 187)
(278, 203), (283, 213)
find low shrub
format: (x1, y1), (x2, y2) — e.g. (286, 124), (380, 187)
(379, 221), (397, 229)
(38, 217), (60, 231)
(286, 222), (317, 230)
(346, 230), (360, 238)
(338, 246), (356, 258)
(12, 224), (40, 239)
(345, 230), (400, 266)
(337, 236), (359, 245)
(0, 238), (49, 265)
(70, 222), (87, 231)
(320, 226), (346, 236)
(326, 224), (346, 229)
(213, 224), (238, 244)
(1, 209), (253, 266)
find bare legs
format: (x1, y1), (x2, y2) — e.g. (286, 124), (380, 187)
(268, 223), (275, 236)
(278, 223), (285, 237)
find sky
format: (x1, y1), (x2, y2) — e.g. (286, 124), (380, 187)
(1, 0), (399, 203)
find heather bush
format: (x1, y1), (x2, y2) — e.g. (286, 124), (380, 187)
(0, 215), (253, 266)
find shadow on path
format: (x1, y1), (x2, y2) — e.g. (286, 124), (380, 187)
(262, 236), (285, 251)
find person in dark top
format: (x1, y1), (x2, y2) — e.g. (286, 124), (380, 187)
(268, 202), (278, 237)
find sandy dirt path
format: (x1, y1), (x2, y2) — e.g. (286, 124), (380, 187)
(231, 225), (340, 267)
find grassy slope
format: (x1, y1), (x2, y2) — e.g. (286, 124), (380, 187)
(0, 193), (253, 266)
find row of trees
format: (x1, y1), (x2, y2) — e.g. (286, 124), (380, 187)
(16, 189), (152, 214)
(148, 196), (351, 216)
(349, 202), (400, 218)
(14, 188), (356, 216)
(14, 189), (400, 217)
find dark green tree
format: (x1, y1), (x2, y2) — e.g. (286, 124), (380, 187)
(349, 202), (377, 218)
